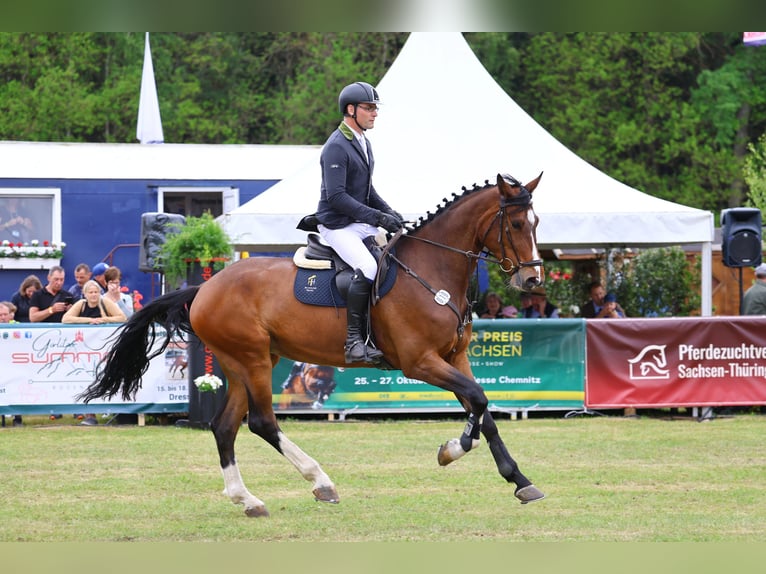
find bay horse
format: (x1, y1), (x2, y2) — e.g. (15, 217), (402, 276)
(79, 172), (546, 517)
(169, 354), (188, 379)
(278, 362), (337, 409)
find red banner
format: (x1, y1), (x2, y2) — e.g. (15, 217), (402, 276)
(586, 317), (766, 408)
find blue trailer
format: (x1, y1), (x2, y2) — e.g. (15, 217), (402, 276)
(0, 141), (319, 304)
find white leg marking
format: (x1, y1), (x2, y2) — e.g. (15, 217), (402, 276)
(442, 438), (468, 462)
(221, 462), (265, 512)
(278, 431), (335, 492)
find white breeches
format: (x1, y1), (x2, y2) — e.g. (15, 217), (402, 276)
(318, 223), (379, 281)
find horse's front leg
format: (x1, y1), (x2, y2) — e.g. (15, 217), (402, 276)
(436, 410), (484, 465)
(480, 411), (545, 504)
(445, 353), (545, 504)
(404, 355), (487, 465)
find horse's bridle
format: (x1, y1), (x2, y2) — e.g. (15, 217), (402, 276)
(380, 186), (542, 338)
(481, 184), (543, 273)
(398, 184), (542, 275)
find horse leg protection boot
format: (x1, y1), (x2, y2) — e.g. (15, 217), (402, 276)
(344, 270), (384, 364)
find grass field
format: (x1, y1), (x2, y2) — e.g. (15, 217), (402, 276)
(1, 413), (765, 542)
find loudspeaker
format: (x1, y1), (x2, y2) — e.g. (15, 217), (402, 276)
(721, 207), (762, 268)
(139, 212), (186, 272)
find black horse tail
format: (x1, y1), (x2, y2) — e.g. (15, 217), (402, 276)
(78, 286), (201, 403)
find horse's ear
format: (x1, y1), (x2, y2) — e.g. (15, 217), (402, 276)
(524, 172), (543, 193)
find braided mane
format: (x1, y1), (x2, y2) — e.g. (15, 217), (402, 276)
(407, 179), (495, 233)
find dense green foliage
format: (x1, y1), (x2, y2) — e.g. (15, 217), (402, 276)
(2, 32), (766, 218)
(486, 246), (701, 317)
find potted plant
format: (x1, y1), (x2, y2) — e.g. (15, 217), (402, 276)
(156, 211), (233, 288)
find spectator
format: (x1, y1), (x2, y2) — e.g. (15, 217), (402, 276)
(516, 291), (533, 318)
(91, 262), (109, 293)
(103, 266), (134, 318)
(0, 301), (17, 323)
(522, 286), (560, 318)
(10, 274), (42, 322)
(29, 266), (74, 322)
(63, 280), (126, 426)
(742, 263), (766, 315)
(68, 263), (92, 300)
(0, 301), (21, 425)
(581, 281), (626, 318)
(480, 292), (516, 318)
(63, 280), (126, 325)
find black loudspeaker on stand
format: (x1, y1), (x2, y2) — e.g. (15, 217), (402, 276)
(138, 212), (186, 273)
(721, 207), (763, 314)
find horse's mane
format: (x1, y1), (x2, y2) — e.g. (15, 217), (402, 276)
(407, 179), (496, 233)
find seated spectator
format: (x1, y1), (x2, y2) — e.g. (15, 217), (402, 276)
(91, 262), (110, 293)
(11, 274), (43, 322)
(0, 301), (21, 426)
(103, 266), (134, 318)
(522, 286), (560, 318)
(63, 280), (126, 425)
(62, 280), (126, 325)
(0, 300), (17, 323)
(581, 281), (626, 318)
(480, 292), (516, 318)
(516, 291), (533, 318)
(68, 263), (92, 300)
(29, 266), (74, 323)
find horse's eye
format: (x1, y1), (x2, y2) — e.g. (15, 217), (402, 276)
(511, 221), (523, 230)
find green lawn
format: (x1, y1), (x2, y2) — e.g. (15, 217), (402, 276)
(1, 414), (765, 542)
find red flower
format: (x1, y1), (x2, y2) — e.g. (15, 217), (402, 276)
(43, 240), (49, 246)
(563, 273), (572, 280)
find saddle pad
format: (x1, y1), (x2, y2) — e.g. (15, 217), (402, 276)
(293, 261), (398, 307)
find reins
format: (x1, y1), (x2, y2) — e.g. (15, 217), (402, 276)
(379, 182), (541, 343)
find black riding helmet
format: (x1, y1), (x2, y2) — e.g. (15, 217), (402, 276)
(338, 81), (382, 116)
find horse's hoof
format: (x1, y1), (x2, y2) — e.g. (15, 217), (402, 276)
(244, 505), (270, 517)
(313, 485), (340, 504)
(437, 438), (463, 466)
(515, 484), (545, 504)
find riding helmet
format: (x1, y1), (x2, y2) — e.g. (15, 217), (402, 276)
(338, 82), (382, 115)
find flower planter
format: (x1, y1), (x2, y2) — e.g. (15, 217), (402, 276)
(0, 257), (61, 270)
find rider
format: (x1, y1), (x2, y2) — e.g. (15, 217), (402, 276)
(314, 81), (404, 364)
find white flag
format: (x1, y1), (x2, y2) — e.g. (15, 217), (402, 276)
(136, 32), (164, 144)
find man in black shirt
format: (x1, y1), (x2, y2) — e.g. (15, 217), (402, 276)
(29, 265), (74, 322)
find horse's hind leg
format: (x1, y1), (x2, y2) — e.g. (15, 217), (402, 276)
(214, 355), (338, 517)
(244, 393), (339, 505)
(210, 366), (270, 517)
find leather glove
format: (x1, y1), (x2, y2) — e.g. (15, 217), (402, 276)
(376, 211), (404, 233)
(388, 209), (405, 224)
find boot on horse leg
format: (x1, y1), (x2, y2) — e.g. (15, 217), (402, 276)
(344, 269), (383, 364)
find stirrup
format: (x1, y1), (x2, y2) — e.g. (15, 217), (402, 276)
(344, 340), (384, 364)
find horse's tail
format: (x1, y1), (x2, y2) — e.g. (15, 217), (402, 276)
(77, 286), (201, 403)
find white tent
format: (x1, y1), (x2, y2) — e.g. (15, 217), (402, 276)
(222, 32), (714, 313)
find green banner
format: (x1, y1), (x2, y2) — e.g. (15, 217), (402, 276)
(272, 318), (585, 412)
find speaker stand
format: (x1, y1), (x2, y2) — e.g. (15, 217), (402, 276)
(739, 267), (744, 315)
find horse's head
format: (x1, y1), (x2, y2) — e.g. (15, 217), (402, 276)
(481, 173), (543, 291)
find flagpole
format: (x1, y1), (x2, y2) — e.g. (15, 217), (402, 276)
(136, 32), (164, 144)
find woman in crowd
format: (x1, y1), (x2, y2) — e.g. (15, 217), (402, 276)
(10, 274), (42, 322)
(62, 280), (126, 325)
(102, 266), (134, 318)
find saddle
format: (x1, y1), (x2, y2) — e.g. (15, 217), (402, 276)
(292, 232), (397, 307)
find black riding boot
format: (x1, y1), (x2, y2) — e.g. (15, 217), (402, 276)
(344, 270), (384, 364)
